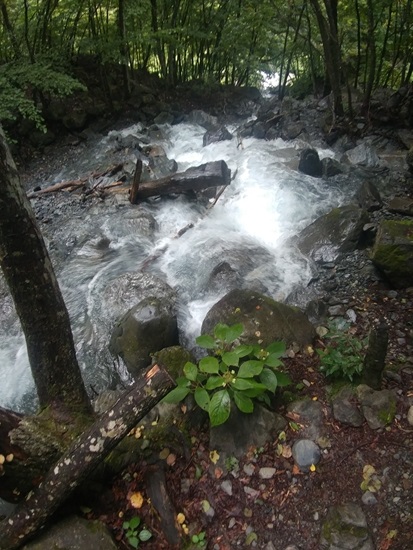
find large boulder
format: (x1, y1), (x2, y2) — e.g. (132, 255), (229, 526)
(370, 220), (413, 288)
(203, 126), (233, 146)
(109, 296), (179, 378)
(186, 109), (219, 130)
(295, 205), (370, 263)
(320, 503), (374, 550)
(354, 181), (383, 212)
(201, 289), (316, 348)
(298, 148), (322, 177)
(22, 516), (118, 550)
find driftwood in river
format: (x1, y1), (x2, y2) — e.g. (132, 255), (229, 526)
(130, 159), (231, 203)
(0, 364), (175, 550)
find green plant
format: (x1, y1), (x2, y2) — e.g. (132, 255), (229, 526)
(163, 323), (291, 426)
(122, 516), (152, 548)
(317, 322), (367, 382)
(191, 531), (207, 548)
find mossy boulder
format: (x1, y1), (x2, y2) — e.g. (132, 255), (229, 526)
(295, 205), (369, 263)
(370, 219), (413, 288)
(152, 346), (195, 380)
(109, 297), (179, 378)
(320, 503), (374, 549)
(201, 289), (316, 348)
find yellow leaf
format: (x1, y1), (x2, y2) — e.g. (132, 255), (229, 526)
(387, 529), (398, 540)
(312, 396), (318, 401)
(310, 464), (316, 472)
(129, 492), (144, 509)
(0, 455), (5, 465)
(209, 450), (220, 464)
(177, 513), (186, 525)
(182, 524), (189, 535)
(282, 445), (292, 459)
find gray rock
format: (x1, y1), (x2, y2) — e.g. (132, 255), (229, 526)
(109, 296), (179, 378)
(291, 439), (321, 471)
(320, 502), (374, 549)
(22, 516), (118, 550)
(331, 386), (364, 427)
(361, 491), (378, 505)
(371, 220), (413, 288)
(322, 157), (346, 177)
(202, 289), (316, 349)
(186, 109), (219, 130)
(154, 111), (174, 125)
(295, 205), (370, 264)
(209, 404), (286, 464)
(298, 148), (322, 177)
(387, 196), (413, 216)
(287, 399), (324, 440)
(356, 384), (397, 429)
(344, 143), (380, 167)
(203, 126), (233, 146)
(354, 181), (383, 212)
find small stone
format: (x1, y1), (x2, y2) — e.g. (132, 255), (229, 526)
(313, 512), (319, 521)
(407, 406), (413, 426)
(243, 463), (255, 476)
(292, 439), (321, 471)
(220, 480), (233, 496)
(259, 467), (276, 479)
(328, 304), (345, 316)
(362, 491), (378, 505)
(228, 517), (236, 529)
(244, 486), (259, 498)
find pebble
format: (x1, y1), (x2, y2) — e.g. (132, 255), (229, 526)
(244, 486), (259, 498)
(292, 439), (321, 471)
(243, 463), (255, 476)
(362, 491), (378, 505)
(221, 480), (233, 496)
(259, 467), (276, 479)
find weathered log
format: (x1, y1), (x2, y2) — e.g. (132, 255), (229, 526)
(131, 159), (231, 202)
(0, 364), (175, 550)
(129, 158), (143, 204)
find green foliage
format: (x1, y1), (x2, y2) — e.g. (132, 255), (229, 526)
(0, 61), (86, 129)
(163, 323), (291, 427)
(317, 322), (367, 382)
(191, 531), (207, 548)
(122, 516), (152, 548)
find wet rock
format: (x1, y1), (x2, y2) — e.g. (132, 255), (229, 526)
(388, 196), (413, 216)
(62, 109), (88, 131)
(295, 205), (370, 264)
(203, 126), (233, 146)
(205, 261), (241, 295)
(356, 384), (397, 429)
(209, 404), (286, 464)
(292, 439), (321, 471)
(321, 157), (346, 177)
(186, 109), (219, 130)
(153, 111), (174, 125)
(371, 220), (413, 288)
(331, 386), (364, 427)
(287, 399), (324, 440)
(320, 502), (374, 550)
(354, 181), (383, 212)
(298, 148), (322, 177)
(201, 289), (316, 349)
(280, 122), (303, 141)
(109, 296), (179, 378)
(343, 143), (380, 167)
(22, 516), (118, 550)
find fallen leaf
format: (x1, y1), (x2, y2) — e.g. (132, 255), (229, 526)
(292, 464), (300, 475)
(310, 464), (316, 472)
(210, 450), (220, 464)
(281, 445), (292, 459)
(159, 448), (170, 460)
(176, 512), (186, 525)
(166, 453), (176, 466)
(129, 491), (144, 509)
(214, 467), (223, 479)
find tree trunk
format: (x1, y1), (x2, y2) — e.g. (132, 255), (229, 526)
(0, 125), (91, 415)
(0, 364), (175, 550)
(131, 160), (231, 203)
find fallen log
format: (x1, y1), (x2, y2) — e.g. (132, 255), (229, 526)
(130, 159), (231, 203)
(0, 363), (175, 550)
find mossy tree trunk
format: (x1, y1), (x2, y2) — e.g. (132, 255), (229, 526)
(0, 125), (91, 416)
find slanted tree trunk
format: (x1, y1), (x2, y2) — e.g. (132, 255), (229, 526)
(131, 160), (231, 203)
(0, 364), (175, 550)
(0, 125), (91, 415)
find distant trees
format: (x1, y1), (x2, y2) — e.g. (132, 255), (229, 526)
(0, 0), (412, 123)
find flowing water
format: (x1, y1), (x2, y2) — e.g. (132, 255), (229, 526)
(0, 121), (358, 412)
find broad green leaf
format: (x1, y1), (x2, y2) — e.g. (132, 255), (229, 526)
(214, 322), (243, 343)
(238, 360), (263, 378)
(128, 517), (141, 529)
(266, 341), (286, 355)
(183, 361), (198, 381)
(139, 529), (152, 542)
(264, 353), (284, 368)
(233, 391), (254, 413)
(194, 387), (210, 410)
(128, 536), (139, 548)
(209, 390), (231, 426)
(259, 368), (278, 393)
(222, 351), (239, 367)
(233, 344), (253, 357)
(199, 356), (220, 373)
(276, 372), (292, 387)
(205, 375), (225, 390)
(196, 334), (216, 349)
(162, 386), (191, 403)
(176, 376), (191, 387)
(230, 378), (257, 390)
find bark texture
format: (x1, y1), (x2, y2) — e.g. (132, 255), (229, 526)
(130, 160), (231, 202)
(0, 125), (91, 414)
(0, 364), (175, 550)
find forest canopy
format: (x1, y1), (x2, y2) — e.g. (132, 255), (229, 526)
(0, 0), (412, 123)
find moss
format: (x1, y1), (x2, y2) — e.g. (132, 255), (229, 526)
(377, 399), (396, 426)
